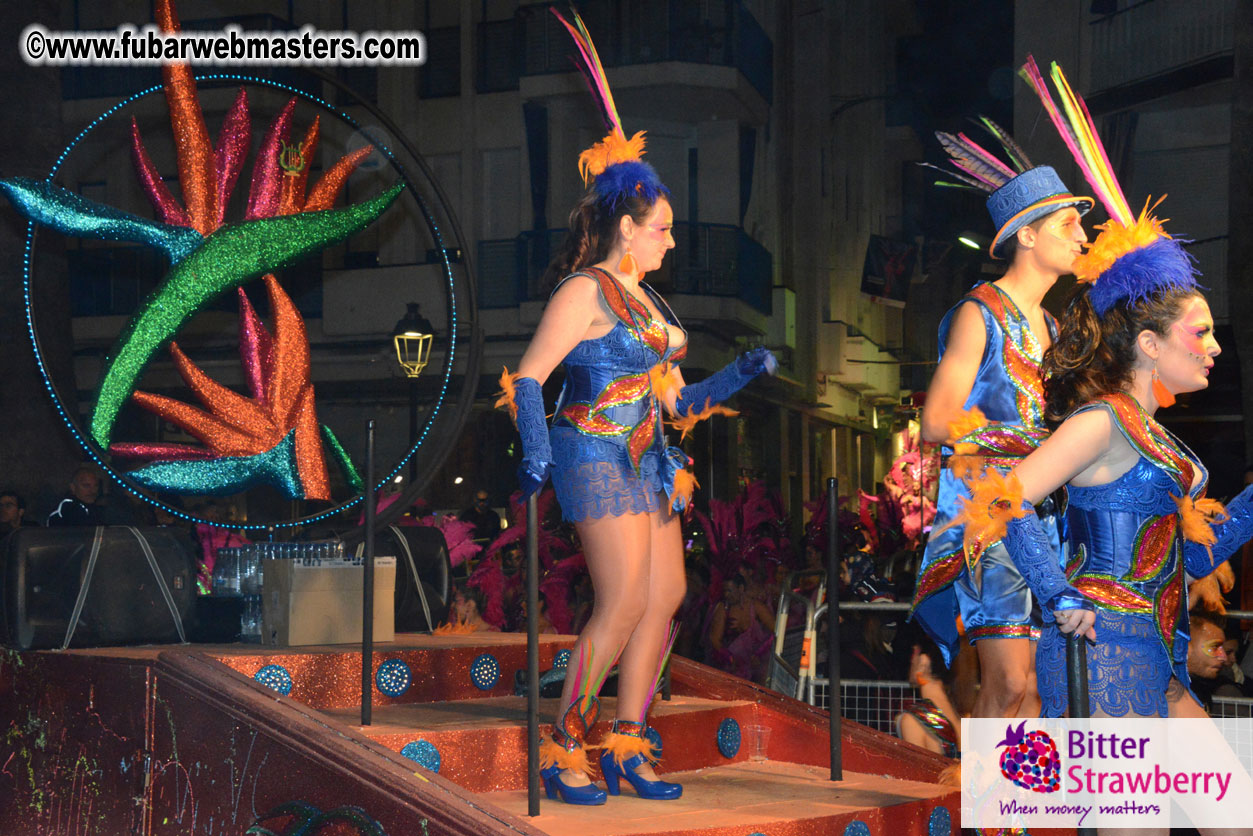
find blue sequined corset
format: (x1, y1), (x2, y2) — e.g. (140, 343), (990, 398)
(546, 273), (688, 523)
(1067, 459), (1182, 597)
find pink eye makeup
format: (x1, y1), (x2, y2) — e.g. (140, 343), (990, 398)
(1173, 322), (1209, 357)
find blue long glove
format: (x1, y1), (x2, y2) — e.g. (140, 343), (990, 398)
(1183, 483), (1253, 577)
(1003, 503), (1090, 613)
(512, 376), (552, 499)
(673, 347), (777, 416)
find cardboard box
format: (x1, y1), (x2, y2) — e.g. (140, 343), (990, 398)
(261, 556), (396, 646)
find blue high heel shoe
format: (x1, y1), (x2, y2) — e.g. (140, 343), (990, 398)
(540, 764), (608, 805)
(600, 749), (683, 799)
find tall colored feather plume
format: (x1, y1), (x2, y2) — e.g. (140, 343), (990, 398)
(976, 116), (1033, 173)
(935, 132), (1013, 191)
(1019, 55), (1130, 225)
(918, 162), (987, 192)
(551, 7), (623, 138)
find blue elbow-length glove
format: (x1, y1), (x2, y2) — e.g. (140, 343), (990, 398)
(1003, 502), (1090, 613)
(512, 376), (552, 500)
(673, 347), (778, 416)
(1183, 483), (1253, 577)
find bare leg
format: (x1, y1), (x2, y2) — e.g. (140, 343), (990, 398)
(552, 511), (652, 785)
(972, 637), (1035, 718)
(612, 505), (685, 781)
(1165, 679), (1253, 836)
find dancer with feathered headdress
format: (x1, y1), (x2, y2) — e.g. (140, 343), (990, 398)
(911, 113), (1092, 725)
(494, 9), (776, 805)
(952, 58), (1253, 727)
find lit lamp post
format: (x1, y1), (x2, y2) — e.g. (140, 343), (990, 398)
(393, 302), (434, 482)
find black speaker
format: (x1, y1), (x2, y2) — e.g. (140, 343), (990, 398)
(369, 525), (451, 632)
(2, 526), (195, 650)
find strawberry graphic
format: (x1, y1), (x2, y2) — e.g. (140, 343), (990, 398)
(996, 721), (1060, 793)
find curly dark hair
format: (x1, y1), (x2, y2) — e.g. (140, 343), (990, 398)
(541, 189), (660, 288)
(1041, 283), (1202, 426)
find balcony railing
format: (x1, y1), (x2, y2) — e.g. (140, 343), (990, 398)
(1090, 0), (1235, 92)
(521, 0), (772, 104)
(477, 223), (772, 315)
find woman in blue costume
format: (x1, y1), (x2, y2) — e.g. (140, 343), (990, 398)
(497, 10), (775, 806)
(975, 59), (1253, 725)
(911, 118), (1091, 721)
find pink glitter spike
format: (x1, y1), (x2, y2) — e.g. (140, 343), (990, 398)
(130, 118), (191, 227)
(237, 286), (273, 404)
(213, 88), (251, 228)
(108, 442), (215, 462)
(245, 98), (295, 220)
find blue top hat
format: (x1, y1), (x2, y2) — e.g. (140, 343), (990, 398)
(987, 166), (1093, 258)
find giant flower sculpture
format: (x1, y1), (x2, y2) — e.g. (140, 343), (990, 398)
(0, 0), (400, 501)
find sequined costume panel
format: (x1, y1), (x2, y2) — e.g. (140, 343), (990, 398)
(547, 270), (687, 523)
(1035, 396), (1206, 718)
(912, 283), (1059, 663)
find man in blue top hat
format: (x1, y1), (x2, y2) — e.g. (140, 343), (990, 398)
(911, 124), (1092, 722)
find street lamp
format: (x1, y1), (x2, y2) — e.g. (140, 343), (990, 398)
(393, 302), (434, 481)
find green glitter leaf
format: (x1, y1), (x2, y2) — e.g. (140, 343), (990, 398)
(91, 183), (404, 447)
(320, 424), (362, 491)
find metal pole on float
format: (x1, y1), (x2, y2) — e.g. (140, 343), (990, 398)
(1067, 633), (1094, 836)
(361, 419), (376, 727)
(826, 477), (842, 781)
(526, 493), (541, 816)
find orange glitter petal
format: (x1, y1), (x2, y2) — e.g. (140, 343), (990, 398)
(627, 401), (658, 471)
(156, 0), (215, 236)
(129, 390), (257, 456)
(263, 275), (312, 429)
(304, 146), (373, 212)
(293, 384), (330, 501)
(169, 342), (274, 437)
(559, 404), (627, 436)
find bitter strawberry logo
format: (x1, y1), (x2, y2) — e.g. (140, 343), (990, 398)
(996, 721), (1061, 793)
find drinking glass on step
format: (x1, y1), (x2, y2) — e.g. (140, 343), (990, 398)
(745, 725), (771, 761)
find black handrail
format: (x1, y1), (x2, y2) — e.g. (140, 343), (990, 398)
(826, 477), (842, 781)
(526, 493), (541, 816)
(361, 419), (376, 727)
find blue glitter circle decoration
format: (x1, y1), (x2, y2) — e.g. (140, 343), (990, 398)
(717, 718), (741, 758)
(376, 659), (412, 698)
(553, 648), (571, 670)
(843, 822), (871, 836)
(644, 726), (663, 759)
(400, 739), (441, 772)
(928, 806), (951, 836)
(471, 653), (500, 690)
(254, 664), (293, 695)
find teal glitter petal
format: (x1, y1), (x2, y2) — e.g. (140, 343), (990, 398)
(0, 177), (202, 264)
(90, 183), (405, 448)
(126, 429), (304, 498)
